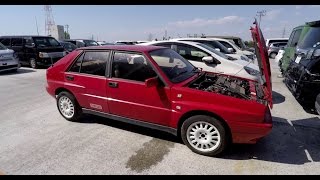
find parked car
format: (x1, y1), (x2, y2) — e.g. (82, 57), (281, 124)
(140, 40), (260, 81)
(265, 38), (288, 47)
(0, 36), (66, 69)
(170, 38), (251, 62)
(207, 38), (256, 61)
(267, 42), (287, 58)
(284, 45), (320, 112)
(46, 21), (272, 156)
(64, 39), (100, 48)
(275, 48), (285, 65)
(59, 41), (77, 53)
(115, 41), (138, 45)
(203, 35), (254, 52)
(97, 41), (114, 46)
(316, 94), (320, 115)
(0, 42), (20, 73)
(280, 20), (320, 74)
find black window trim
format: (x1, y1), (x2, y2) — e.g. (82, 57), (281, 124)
(67, 50), (111, 78)
(109, 50), (167, 87)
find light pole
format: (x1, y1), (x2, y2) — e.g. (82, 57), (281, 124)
(256, 10), (266, 27)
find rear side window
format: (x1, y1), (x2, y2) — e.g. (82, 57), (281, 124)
(11, 38), (23, 47)
(0, 38), (11, 47)
(69, 51), (109, 76)
(288, 29), (302, 47)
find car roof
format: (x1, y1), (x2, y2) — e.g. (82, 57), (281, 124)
(142, 40), (202, 46)
(0, 35), (54, 38)
(78, 45), (166, 52)
(171, 38), (219, 42)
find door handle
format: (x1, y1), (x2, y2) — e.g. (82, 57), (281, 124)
(108, 82), (118, 88)
(65, 75), (74, 81)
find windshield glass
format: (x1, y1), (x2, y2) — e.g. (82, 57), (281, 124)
(33, 37), (61, 47)
(298, 27), (320, 49)
(193, 40), (231, 54)
(83, 40), (99, 46)
(0, 42), (7, 50)
(149, 48), (197, 83)
(197, 43), (230, 59)
(61, 42), (77, 51)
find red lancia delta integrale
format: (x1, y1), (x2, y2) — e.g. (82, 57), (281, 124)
(46, 21), (272, 156)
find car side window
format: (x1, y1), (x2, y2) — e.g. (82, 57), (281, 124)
(291, 29), (302, 47)
(112, 52), (157, 82)
(69, 53), (84, 73)
(80, 51), (110, 76)
(219, 41), (235, 51)
(0, 38), (11, 47)
(176, 44), (209, 62)
(11, 38), (23, 47)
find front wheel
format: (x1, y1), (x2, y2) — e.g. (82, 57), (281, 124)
(181, 115), (228, 156)
(57, 91), (82, 122)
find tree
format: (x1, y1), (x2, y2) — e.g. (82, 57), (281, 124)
(64, 31), (70, 40)
(245, 40), (254, 48)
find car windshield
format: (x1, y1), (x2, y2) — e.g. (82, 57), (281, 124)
(33, 37), (61, 47)
(194, 40), (231, 54)
(61, 42), (77, 51)
(0, 42), (7, 50)
(298, 27), (320, 49)
(149, 48), (197, 83)
(83, 40), (99, 46)
(197, 43), (230, 59)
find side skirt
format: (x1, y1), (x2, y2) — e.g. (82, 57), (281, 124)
(82, 108), (177, 136)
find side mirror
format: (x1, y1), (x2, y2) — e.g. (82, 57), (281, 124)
(145, 77), (159, 88)
(227, 48), (234, 52)
(202, 56), (221, 64)
(25, 43), (35, 48)
(215, 48), (221, 52)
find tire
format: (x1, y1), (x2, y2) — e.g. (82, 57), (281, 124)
(56, 91), (82, 122)
(29, 58), (38, 69)
(316, 94), (320, 115)
(270, 52), (277, 59)
(181, 115), (228, 157)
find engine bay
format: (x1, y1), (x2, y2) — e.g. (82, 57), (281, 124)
(188, 73), (253, 100)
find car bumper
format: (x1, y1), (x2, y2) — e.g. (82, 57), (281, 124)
(230, 120), (272, 144)
(0, 61), (20, 73)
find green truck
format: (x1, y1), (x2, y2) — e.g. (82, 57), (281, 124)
(280, 20), (320, 74)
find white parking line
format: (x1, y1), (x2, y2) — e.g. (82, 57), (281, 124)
(304, 149), (314, 162)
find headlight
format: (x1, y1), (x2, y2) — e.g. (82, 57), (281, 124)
(240, 55), (250, 62)
(13, 52), (18, 59)
(39, 52), (49, 58)
(244, 66), (260, 76)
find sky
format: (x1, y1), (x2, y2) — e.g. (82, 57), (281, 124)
(1, 5), (320, 42)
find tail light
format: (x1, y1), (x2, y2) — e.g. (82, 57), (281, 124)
(264, 108), (272, 124)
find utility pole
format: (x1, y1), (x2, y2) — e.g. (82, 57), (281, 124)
(65, 24), (69, 34)
(35, 16), (39, 35)
(282, 27), (286, 38)
(256, 10), (266, 27)
(165, 30), (167, 40)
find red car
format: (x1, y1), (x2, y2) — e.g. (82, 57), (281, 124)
(46, 21), (272, 156)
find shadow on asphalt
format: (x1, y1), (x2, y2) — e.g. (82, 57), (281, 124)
(224, 116), (320, 165)
(272, 91), (285, 105)
(77, 114), (320, 165)
(0, 68), (36, 76)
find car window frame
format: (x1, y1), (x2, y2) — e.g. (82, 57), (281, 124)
(67, 50), (111, 78)
(108, 50), (166, 86)
(171, 42), (210, 62)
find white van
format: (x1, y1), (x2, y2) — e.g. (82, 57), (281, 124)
(265, 38), (288, 47)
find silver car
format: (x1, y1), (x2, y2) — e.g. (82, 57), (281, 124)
(0, 42), (20, 73)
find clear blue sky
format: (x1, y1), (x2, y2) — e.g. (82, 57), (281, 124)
(1, 5), (319, 42)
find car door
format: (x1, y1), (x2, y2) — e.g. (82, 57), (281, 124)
(65, 50), (110, 112)
(106, 51), (171, 126)
(10, 37), (24, 61)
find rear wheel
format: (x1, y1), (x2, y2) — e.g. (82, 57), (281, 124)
(29, 58), (38, 69)
(57, 91), (82, 122)
(181, 115), (228, 156)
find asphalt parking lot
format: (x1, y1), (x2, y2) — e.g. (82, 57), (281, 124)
(0, 59), (319, 175)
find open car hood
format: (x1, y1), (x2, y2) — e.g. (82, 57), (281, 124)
(250, 19), (273, 108)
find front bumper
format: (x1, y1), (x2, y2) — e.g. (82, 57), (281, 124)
(0, 58), (20, 72)
(230, 120), (272, 144)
